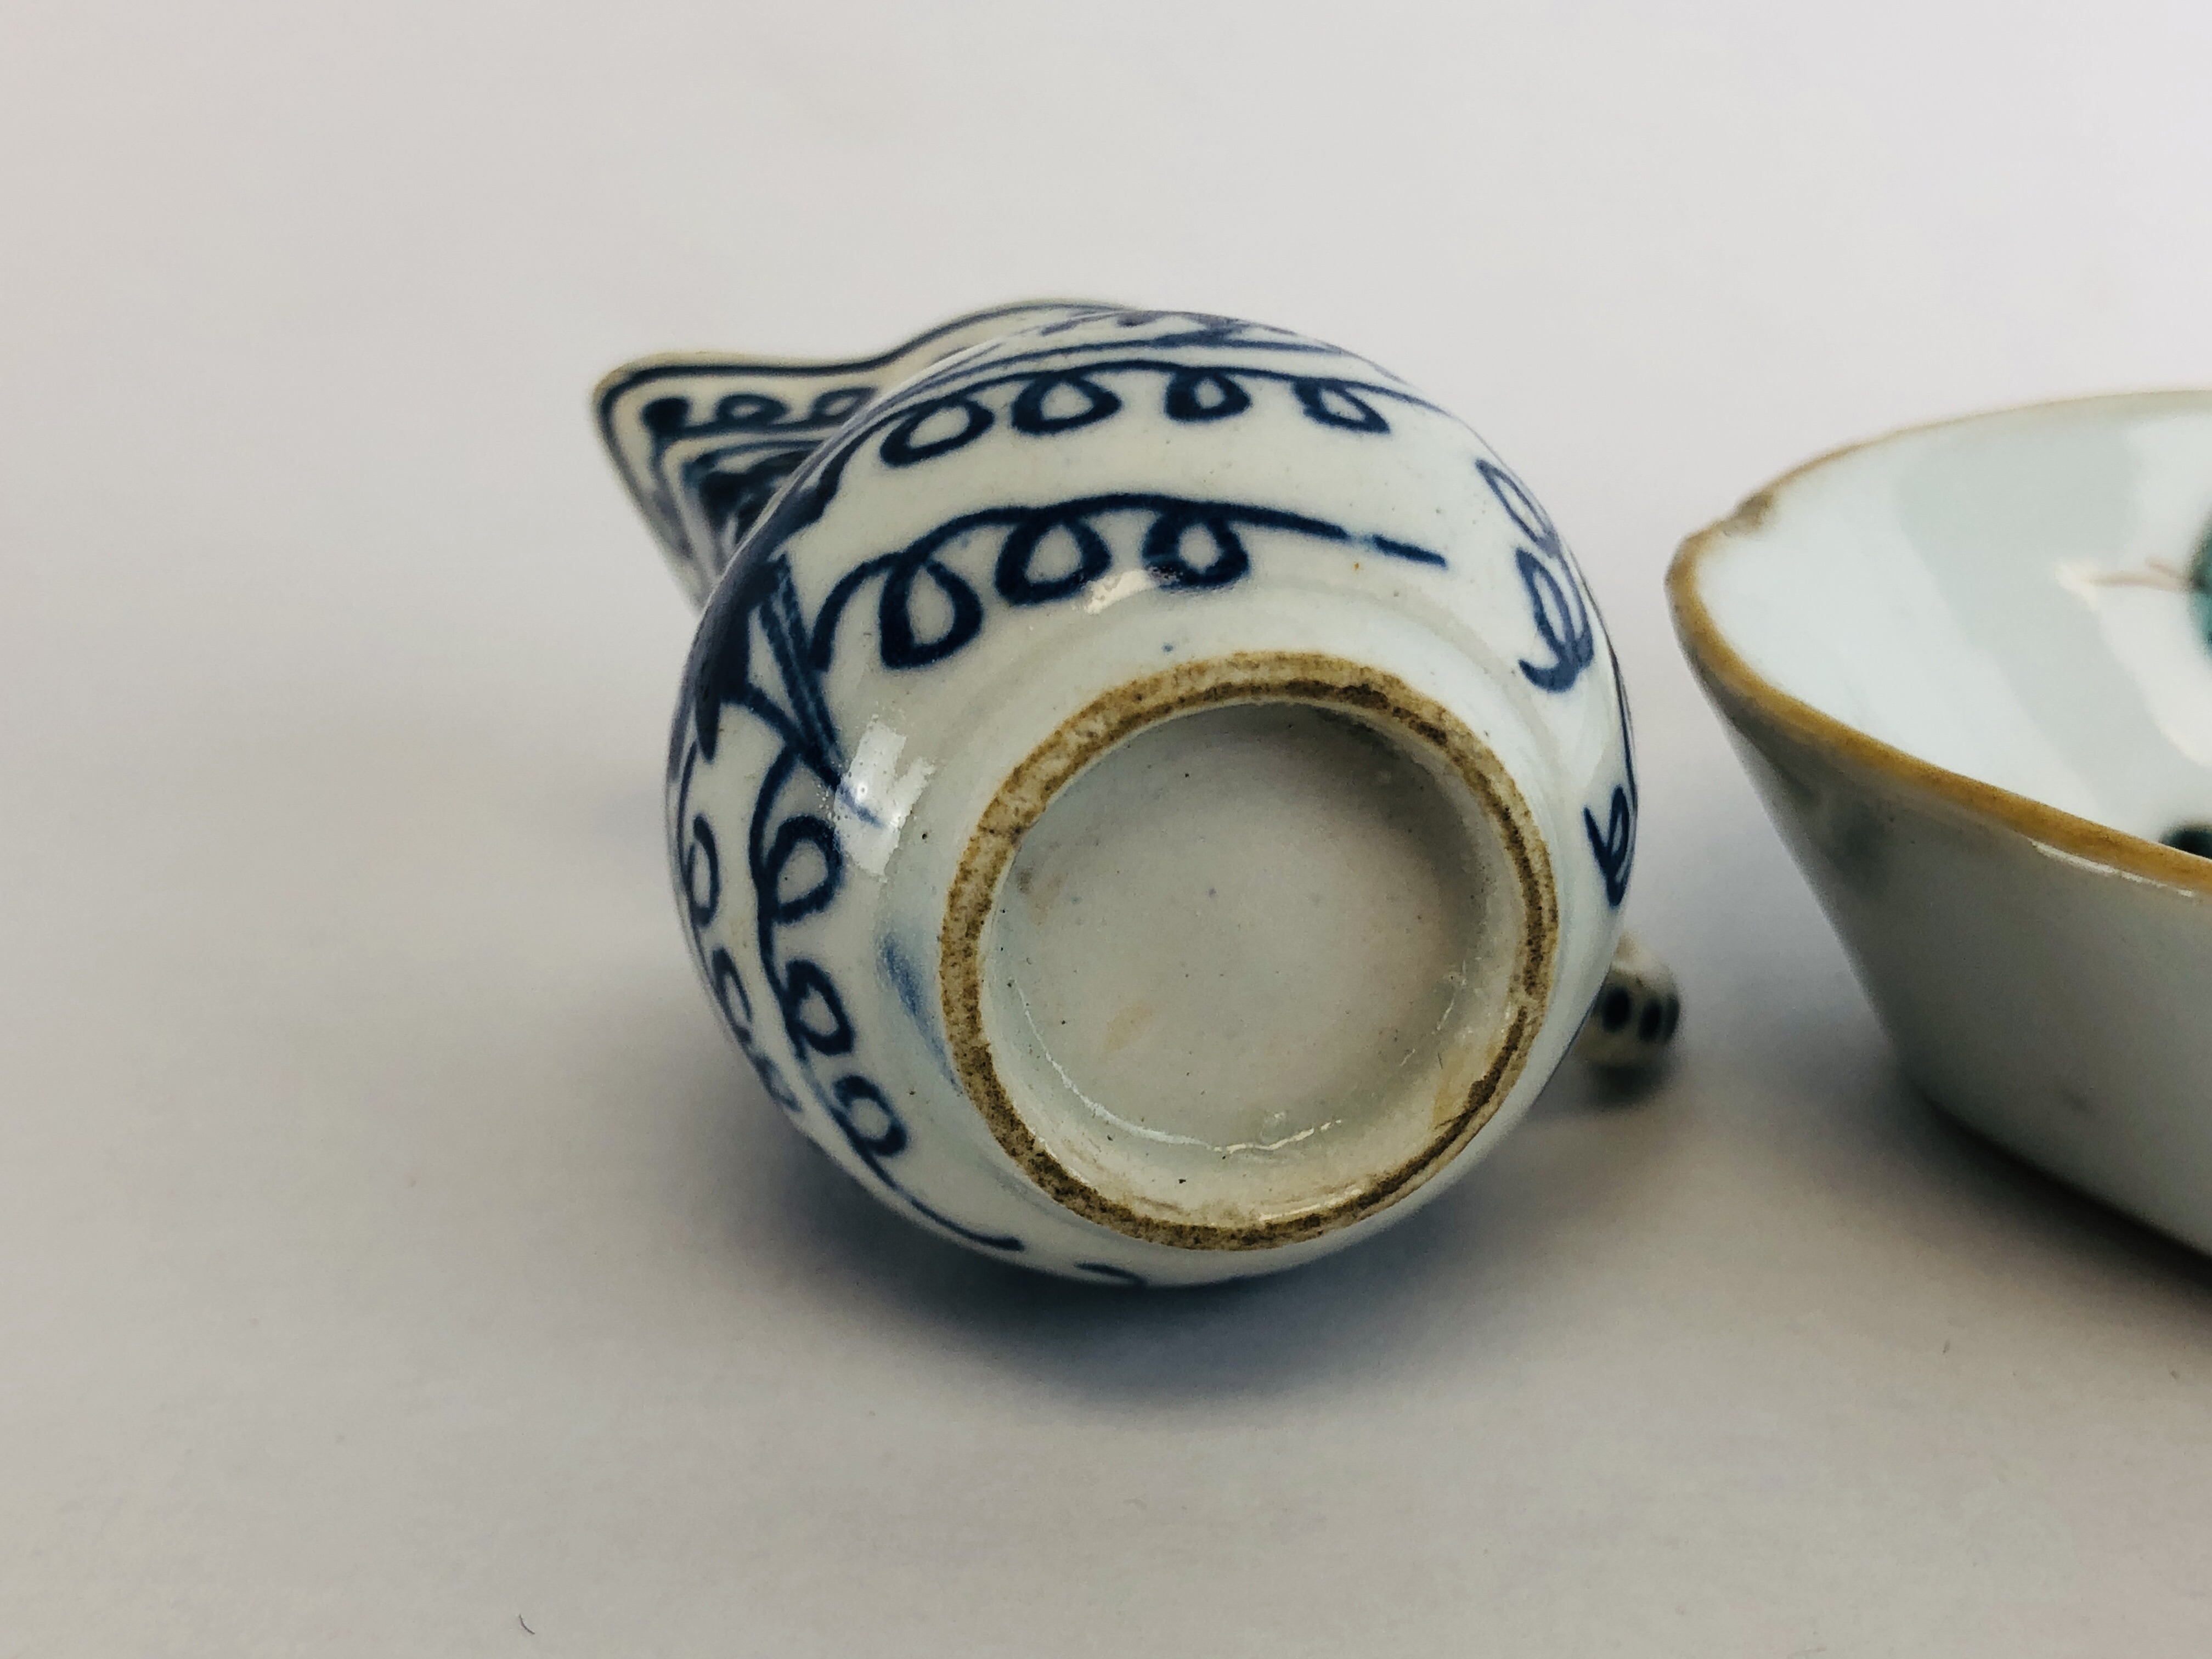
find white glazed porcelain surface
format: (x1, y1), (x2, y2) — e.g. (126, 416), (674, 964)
(1675, 392), (2212, 1253)
(1698, 395), (2212, 840)
(602, 304), (1637, 1284)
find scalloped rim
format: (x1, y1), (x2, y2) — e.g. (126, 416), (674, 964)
(1667, 390), (2212, 900)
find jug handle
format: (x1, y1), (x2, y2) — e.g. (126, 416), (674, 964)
(1573, 931), (1681, 1076)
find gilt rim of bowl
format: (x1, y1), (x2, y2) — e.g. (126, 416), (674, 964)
(1668, 390), (2212, 901)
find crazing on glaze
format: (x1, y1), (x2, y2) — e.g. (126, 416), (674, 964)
(600, 303), (1640, 1283)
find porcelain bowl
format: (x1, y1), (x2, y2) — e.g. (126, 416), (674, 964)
(1672, 392), (2212, 1251)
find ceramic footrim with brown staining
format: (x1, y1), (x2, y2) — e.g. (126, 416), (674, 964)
(940, 652), (1557, 1251)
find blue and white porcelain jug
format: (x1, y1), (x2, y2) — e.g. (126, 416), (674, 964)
(598, 303), (1668, 1285)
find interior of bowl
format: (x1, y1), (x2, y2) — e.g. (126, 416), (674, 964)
(1686, 392), (2212, 852)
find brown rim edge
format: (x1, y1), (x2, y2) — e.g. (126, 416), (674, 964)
(1667, 391), (2212, 900)
(939, 651), (1560, 1251)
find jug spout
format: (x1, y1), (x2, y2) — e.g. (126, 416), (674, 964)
(595, 301), (1109, 607)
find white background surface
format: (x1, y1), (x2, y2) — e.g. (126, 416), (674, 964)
(6, 3), (2212, 1652)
